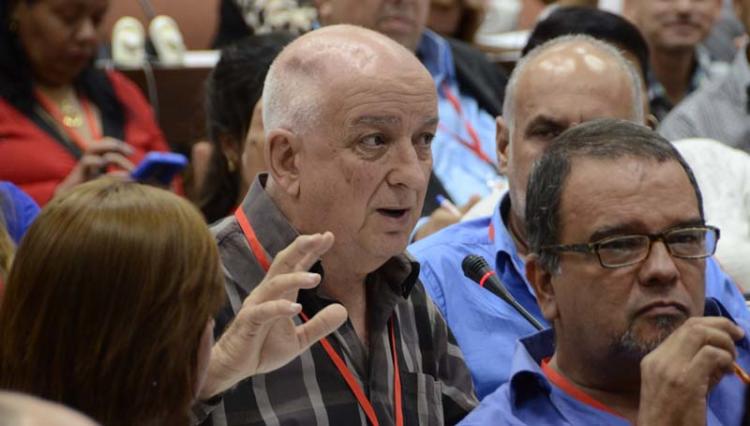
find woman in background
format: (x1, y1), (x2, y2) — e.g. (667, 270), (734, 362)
(0, 0), (170, 205)
(196, 33), (293, 223)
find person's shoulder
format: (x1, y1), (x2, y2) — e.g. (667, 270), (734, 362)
(457, 383), (518, 425)
(210, 215), (241, 246)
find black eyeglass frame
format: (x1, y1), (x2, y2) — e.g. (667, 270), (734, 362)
(540, 225), (720, 269)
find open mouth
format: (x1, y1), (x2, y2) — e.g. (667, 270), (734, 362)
(377, 208), (409, 218)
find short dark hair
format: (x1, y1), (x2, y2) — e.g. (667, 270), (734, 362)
(522, 6), (650, 82)
(199, 32), (295, 223)
(525, 118), (704, 272)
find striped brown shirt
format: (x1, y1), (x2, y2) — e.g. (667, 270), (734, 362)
(193, 175), (478, 426)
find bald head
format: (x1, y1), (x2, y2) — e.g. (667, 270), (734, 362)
(263, 24), (430, 136)
(503, 35), (644, 131)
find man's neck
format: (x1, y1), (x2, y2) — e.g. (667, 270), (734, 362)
(319, 260), (370, 347)
(650, 48), (696, 106)
(506, 208), (531, 258)
(550, 351), (641, 423)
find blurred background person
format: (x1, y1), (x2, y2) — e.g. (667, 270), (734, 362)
(428, 0), (486, 42)
(0, 0), (171, 206)
(195, 33), (294, 223)
(623, 0), (725, 120)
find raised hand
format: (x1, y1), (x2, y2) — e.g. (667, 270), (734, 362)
(198, 232), (348, 399)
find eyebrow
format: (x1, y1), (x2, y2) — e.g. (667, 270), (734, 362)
(588, 218), (706, 242)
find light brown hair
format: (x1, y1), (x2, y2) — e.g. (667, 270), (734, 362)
(0, 178), (225, 425)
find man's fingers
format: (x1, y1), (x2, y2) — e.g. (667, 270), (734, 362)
(235, 299), (303, 333)
(296, 304), (348, 350)
(246, 272), (322, 305)
(266, 232), (335, 277)
(88, 138), (133, 156)
(102, 153), (135, 172)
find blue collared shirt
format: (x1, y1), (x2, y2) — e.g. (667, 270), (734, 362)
(408, 192), (750, 400)
(416, 30), (502, 206)
(458, 299), (750, 425)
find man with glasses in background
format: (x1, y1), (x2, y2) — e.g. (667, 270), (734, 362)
(460, 118), (750, 426)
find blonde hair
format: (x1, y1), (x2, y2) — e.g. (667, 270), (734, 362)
(0, 178), (225, 425)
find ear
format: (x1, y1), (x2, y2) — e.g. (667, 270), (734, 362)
(496, 116), (510, 176)
(266, 129), (301, 196)
(525, 254), (559, 323)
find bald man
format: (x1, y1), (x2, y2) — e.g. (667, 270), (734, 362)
(408, 34), (750, 400)
(196, 25), (477, 426)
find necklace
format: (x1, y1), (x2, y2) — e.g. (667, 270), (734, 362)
(60, 98), (84, 128)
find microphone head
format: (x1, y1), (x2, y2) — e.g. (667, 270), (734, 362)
(462, 254), (491, 283)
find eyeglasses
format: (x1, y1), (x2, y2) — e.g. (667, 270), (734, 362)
(541, 225), (720, 269)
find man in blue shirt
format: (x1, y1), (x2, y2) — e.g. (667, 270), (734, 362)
(461, 118), (750, 425)
(315, 0), (507, 209)
(409, 35), (750, 400)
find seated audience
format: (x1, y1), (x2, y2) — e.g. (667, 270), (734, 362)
(659, 0), (750, 153)
(196, 33), (294, 223)
(409, 35), (750, 400)
(0, 178), (346, 425)
(461, 118), (750, 425)
(317, 0), (507, 212)
(623, 0), (725, 120)
(195, 25), (477, 425)
(0, 0), (170, 206)
(0, 392), (96, 426)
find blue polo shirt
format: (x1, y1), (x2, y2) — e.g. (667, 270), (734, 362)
(416, 30), (502, 206)
(459, 298), (750, 425)
(408, 192), (750, 400)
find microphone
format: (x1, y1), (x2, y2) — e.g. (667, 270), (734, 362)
(462, 254), (544, 331)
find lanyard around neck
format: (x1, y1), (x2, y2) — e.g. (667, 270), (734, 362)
(35, 89), (101, 151)
(233, 207), (404, 426)
(440, 83), (498, 172)
(541, 357), (623, 418)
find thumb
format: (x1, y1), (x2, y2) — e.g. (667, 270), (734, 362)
(296, 304), (348, 350)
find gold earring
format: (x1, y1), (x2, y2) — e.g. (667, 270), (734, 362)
(226, 156), (236, 173)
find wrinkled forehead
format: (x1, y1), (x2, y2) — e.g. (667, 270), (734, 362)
(514, 45), (634, 126)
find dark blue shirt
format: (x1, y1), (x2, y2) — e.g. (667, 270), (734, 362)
(459, 298), (750, 425)
(408, 193), (750, 400)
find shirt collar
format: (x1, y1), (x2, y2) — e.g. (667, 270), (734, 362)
(240, 173), (420, 300)
(416, 29), (455, 87)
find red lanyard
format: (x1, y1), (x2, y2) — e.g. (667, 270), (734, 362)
(541, 357), (623, 418)
(35, 89), (101, 151)
(234, 207), (403, 426)
(440, 83), (494, 166)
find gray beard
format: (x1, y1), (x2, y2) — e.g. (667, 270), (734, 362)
(610, 314), (685, 361)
